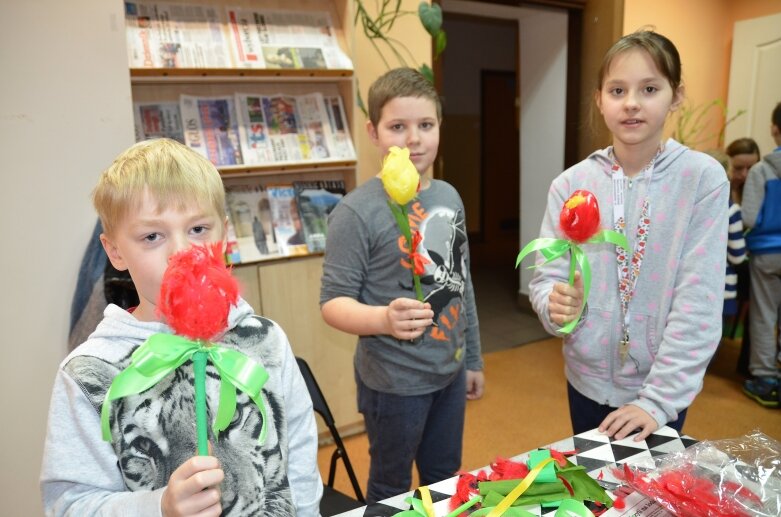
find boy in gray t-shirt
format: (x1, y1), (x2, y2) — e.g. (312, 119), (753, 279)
(320, 68), (484, 503)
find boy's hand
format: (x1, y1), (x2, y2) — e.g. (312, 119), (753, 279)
(466, 370), (485, 400)
(385, 298), (434, 340)
(548, 272), (584, 326)
(599, 405), (658, 441)
(162, 455), (224, 517)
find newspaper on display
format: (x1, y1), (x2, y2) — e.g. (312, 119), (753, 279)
(133, 102), (185, 143)
(125, 2), (352, 70)
(180, 94), (243, 166)
(225, 7), (352, 69)
(125, 1), (232, 68)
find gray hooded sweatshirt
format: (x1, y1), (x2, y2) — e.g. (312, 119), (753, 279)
(530, 139), (729, 428)
(40, 299), (322, 516)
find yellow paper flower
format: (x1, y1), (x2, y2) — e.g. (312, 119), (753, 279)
(380, 146), (419, 205)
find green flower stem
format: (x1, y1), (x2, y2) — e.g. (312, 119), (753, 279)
(568, 248), (576, 286)
(193, 349), (209, 456)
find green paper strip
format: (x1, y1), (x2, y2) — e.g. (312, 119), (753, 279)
(388, 200), (424, 301)
(193, 350), (209, 456)
(515, 229), (628, 334)
(529, 449), (557, 483)
(101, 334), (269, 445)
(554, 499), (594, 517)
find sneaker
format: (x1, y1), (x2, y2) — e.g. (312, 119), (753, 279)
(743, 377), (780, 408)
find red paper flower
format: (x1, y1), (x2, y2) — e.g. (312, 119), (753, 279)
(559, 190), (601, 243)
(157, 243), (239, 341)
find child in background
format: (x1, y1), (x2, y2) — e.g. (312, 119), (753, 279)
(40, 139), (322, 516)
(529, 30), (728, 441)
(705, 149), (747, 318)
(320, 68), (484, 502)
(741, 101), (781, 408)
(726, 137), (761, 205)
(725, 138), (760, 375)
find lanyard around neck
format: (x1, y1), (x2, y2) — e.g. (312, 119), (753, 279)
(610, 147), (659, 331)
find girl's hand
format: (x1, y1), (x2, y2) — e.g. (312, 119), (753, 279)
(385, 298), (434, 340)
(162, 455), (224, 517)
(548, 272), (584, 326)
(599, 405), (658, 441)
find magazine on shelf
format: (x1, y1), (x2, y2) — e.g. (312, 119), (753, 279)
(235, 94), (275, 164)
(180, 94), (243, 166)
(293, 180), (346, 253)
(124, 1), (232, 68)
(266, 185), (309, 256)
(223, 210), (242, 265)
(133, 102), (185, 143)
(323, 95), (355, 159)
(261, 94), (306, 163)
(225, 184), (279, 263)
(225, 7), (352, 70)
(295, 93), (335, 161)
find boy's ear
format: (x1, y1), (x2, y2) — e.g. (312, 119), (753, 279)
(100, 233), (129, 272)
(366, 120), (379, 145)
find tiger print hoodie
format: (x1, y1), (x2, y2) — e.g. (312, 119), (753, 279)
(41, 299), (322, 516)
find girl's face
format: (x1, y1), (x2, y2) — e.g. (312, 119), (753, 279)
(728, 153), (759, 186)
(597, 48), (683, 154)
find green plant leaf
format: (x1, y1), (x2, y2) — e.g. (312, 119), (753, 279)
(419, 63), (434, 84)
(418, 1), (442, 36)
(434, 30), (447, 59)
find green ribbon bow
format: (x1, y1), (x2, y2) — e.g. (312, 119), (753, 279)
(101, 333), (269, 445)
(515, 230), (628, 334)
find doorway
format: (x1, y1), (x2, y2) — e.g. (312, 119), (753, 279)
(439, 13), (519, 273)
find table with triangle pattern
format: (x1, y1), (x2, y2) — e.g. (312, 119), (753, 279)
(334, 426), (696, 516)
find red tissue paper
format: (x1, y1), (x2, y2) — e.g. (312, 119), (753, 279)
(157, 242), (239, 341)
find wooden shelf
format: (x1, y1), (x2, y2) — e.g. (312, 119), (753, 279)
(218, 159), (356, 178)
(130, 68), (353, 83)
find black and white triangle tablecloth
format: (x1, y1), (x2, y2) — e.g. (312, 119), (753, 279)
(333, 426), (695, 516)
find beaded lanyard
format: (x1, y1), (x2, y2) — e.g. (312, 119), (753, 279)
(610, 145), (661, 370)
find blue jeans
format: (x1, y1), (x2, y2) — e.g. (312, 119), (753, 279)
(567, 382), (687, 435)
(357, 368), (466, 504)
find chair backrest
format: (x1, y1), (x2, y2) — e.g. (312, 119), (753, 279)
(295, 357), (365, 504)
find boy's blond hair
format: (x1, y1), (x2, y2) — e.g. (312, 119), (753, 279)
(367, 67), (442, 127)
(93, 138), (225, 236)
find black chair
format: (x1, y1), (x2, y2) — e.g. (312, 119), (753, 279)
(295, 357), (365, 515)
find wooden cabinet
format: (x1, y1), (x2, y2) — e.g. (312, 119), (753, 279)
(126, 0), (363, 433)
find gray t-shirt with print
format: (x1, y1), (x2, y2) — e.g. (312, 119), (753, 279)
(320, 177), (482, 396)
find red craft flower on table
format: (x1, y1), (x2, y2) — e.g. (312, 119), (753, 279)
(157, 242), (239, 342)
(559, 190), (601, 243)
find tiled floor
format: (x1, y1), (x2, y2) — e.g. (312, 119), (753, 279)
(471, 266), (550, 353)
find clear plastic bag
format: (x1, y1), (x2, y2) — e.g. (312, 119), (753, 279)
(617, 430), (781, 517)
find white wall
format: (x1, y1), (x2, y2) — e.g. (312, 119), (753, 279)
(443, 1), (568, 296)
(0, 1), (134, 513)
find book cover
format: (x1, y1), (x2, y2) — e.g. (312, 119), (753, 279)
(293, 179), (346, 253)
(180, 94), (243, 166)
(266, 185), (309, 256)
(223, 207), (242, 265)
(225, 184), (279, 262)
(133, 101), (185, 143)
